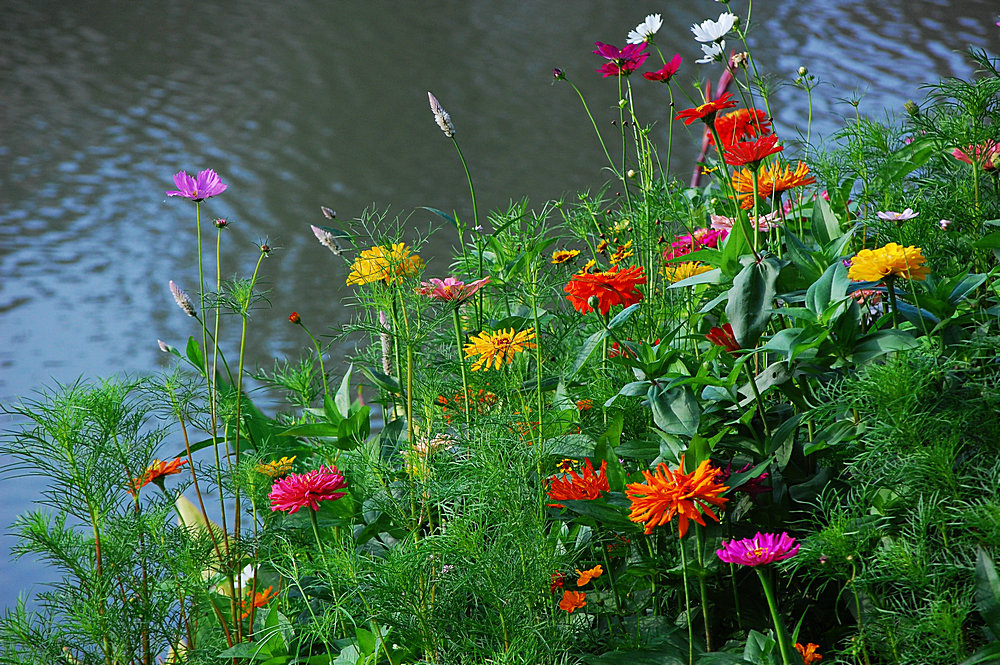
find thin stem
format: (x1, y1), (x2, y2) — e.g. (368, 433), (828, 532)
(565, 79), (618, 175)
(679, 531), (694, 665)
(300, 322), (329, 405)
(452, 307), (471, 424)
(886, 276), (900, 328)
(695, 528), (712, 651)
(755, 567), (795, 665)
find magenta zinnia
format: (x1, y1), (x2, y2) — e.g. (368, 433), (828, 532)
(716, 531), (799, 566)
(166, 169), (228, 201)
(269, 465), (348, 513)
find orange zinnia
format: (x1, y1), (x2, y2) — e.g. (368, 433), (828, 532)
(732, 161), (816, 209)
(626, 455), (729, 537)
(708, 108), (772, 148)
(558, 589), (587, 613)
(564, 265), (646, 316)
(547, 458), (610, 508)
(128, 458), (188, 496)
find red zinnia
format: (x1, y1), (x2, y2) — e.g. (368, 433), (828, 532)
(675, 92), (738, 125)
(708, 108), (771, 148)
(269, 465), (348, 514)
(723, 135), (783, 169)
(564, 266), (646, 316)
(642, 54), (682, 82)
(547, 458), (610, 508)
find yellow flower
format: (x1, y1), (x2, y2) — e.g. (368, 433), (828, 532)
(596, 240), (610, 253)
(576, 564), (603, 586)
(848, 243), (929, 282)
(662, 261), (713, 283)
(578, 259), (597, 274)
(551, 249), (581, 264)
(256, 456), (296, 477)
(609, 240), (634, 264)
(463, 328), (536, 371)
(611, 218), (631, 232)
(347, 243), (424, 285)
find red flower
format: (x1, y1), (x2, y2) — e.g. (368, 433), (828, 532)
(708, 108), (771, 148)
(593, 41), (649, 77)
(547, 458), (610, 508)
(129, 458), (188, 496)
(723, 135), (783, 169)
(269, 466), (348, 514)
(706, 323), (740, 353)
(550, 572), (566, 593)
(675, 92), (738, 125)
(288, 312), (301, 324)
(564, 266), (646, 316)
(642, 54), (682, 82)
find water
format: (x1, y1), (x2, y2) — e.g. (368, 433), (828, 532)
(1, 0), (995, 611)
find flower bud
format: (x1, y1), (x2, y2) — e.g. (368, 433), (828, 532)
(797, 66), (808, 76)
(214, 217), (228, 228)
(552, 68), (565, 80)
(587, 295), (600, 310)
(938, 219), (953, 231)
(289, 312), (301, 324)
(157, 339), (170, 353)
(627, 169), (637, 179)
(903, 99), (920, 117)
(730, 52), (748, 69)
(618, 98), (627, 109)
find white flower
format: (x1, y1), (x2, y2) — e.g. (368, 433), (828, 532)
(876, 208), (918, 222)
(696, 41), (726, 64)
(626, 13), (663, 45)
(691, 12), (738, 43)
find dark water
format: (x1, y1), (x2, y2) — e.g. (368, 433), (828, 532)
(1, 0), (995, 611)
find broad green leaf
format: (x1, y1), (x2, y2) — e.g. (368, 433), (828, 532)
(649, 385), (700, 437)
(725, 257), (781, 349)
(851, 329), (918, 364)
(975, 546), (1000, 638)
(949, 272), (987, 305)
(783, 228), (823, 284)
(568, 328), (608, 379)
(811, 196), (841, 246)
(185, 336), (204, 371)
(973, 230), (1000, 249)
(279, 423), (342, 438)
(335, 367), (353, 418)
(608, 303), (641, 329)
(805, 262), (850, 319)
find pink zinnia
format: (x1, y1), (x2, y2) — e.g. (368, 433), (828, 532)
(416, 276), (490, 304)
(166, 169), (228, 201)
(269, 465), (348, 514)
(716, 532), (799, 566)
(593, 41), (649, 77)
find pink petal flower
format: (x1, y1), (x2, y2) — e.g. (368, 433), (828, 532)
(269, 465), (348, 514)
(166, 169), (228, 201)
(716, 532), (799, 566)
(416, 276), (490, 304)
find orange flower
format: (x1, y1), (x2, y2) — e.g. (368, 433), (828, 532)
(240, 585), (278, 619)
(708, 108), (772, 148)
(626, 455), (729, 537)
(794, 643), (823, 665)
(128, 458), (188, 496)
(576, 564), (603, 586)
(675, 92), (738, 125)
(558, 590), (587, 613)
(547, 458), (610, 508)
(564, 265), (646, 316)
(575, 399), (593, 411)
(732, 161), (816, 208)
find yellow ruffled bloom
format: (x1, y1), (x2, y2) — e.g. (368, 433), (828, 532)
(662, 261), (713, 283)
(347, 243), (424, 285)
(848, 243), (929, 282)
(463, 328), (536, 371)
(256, 456), (296, 477)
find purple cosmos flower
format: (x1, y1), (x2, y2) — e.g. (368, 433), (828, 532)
(593, 41), (649, 77)
(876, 208), (918, 223)
(166, 169), (228, 201)
(716, 532), (799, 566)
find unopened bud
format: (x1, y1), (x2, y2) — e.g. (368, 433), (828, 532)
(157, 339), (170, 353)
(618, 98), (627, 109)
(289, 312), (301, 324)
(797, 66), (808, 76)
(819, 554), (829, 565)
(427, 91), (455, 137)
(730, 52), (748, 69)
(214, 217), (228, 228)
(903, 100), (920, 116)
(587, 295), (600, 310)
(627, 169), (636, 179)
(552, 68), (565, 81)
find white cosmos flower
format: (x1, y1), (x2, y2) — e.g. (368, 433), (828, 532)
(696, 41), (726, 64)
(691, 12), (738, 43)
(626, 13), (663, 45)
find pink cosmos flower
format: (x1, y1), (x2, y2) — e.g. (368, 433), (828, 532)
(642, 54), (682, 82)
(663, 228), (728, 260)
(416, 276), (491, 304)
(166, 169), (228, 201)
(710, 211), (781, 233)
(951, 141), (1000, 171)
(269, 465), (348, 514)
(876, 208), (918, 223)
(593, 41), (649, 77)
(716, 532), (799, 566)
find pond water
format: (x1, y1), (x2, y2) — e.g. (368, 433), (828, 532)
(0, 0), (995, 611)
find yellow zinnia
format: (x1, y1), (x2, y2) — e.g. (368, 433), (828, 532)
(848, 243), (929, 282)
(463, 328), (536, 371)
(663, 261), (713, 283)
(347, 243), (424, 285)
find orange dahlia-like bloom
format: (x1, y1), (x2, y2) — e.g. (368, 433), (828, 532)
(463, 328), (536, 371)
(708, 108), (772, 148)
(346, 243), (424, 285)
(732, 161), (816, 209)
(576, 564), (603, 586)
(547, 458), (610, 508)
(794, 643), (823, 665)
(128, 458), (188, 496)
(558, 589), (587, 613)
(564, 265), (646, 315)
(675, 92), (738, 125)
(848, 243), (929, 282)
(626, 455), (729, 537)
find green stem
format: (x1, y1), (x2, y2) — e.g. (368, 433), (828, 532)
(566, 79), (618, 176)
(695, 528), (712, 651)
(301, 323), (329, 405)
(886, 276), (900, 328)
(755, 567), (795, 665)
(452, 307), (471, 424)
(679, 532), (694, 665)
(743, 359), (773, 438)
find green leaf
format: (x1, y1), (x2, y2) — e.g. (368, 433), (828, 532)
(959, 643), (1000, 665)
(358, 366), (402, 394)
(811, 196), (842, 247)
(608, 303), (641, 329)
(805, 262), (850, 319)
(725, 257), (780, 349)
(975, 546), (1000, 638)
(279, 423), (342, 438)
(783, 229), (824, 284)
(649, 385), (700, 437)
(851, 329), (918, 364)
(559, 497), (635, 531)
(974, 230), (1000, 249)
(568, 328), (608, 379)
(335, 367), (353, 418)
(949, 272), (987, 305)
(418, 206), (459, 229)
(185, 336), (204, 371)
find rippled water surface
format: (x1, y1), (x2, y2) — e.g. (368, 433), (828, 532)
(1, 0), (995, 609)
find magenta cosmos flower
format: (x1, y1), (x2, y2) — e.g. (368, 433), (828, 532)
(716, 532), (799, 566)
(417, 276), (490, 304)
(269, 465), (348, 514)
(593, 41), (649, 77)
(642, 54), (682, 82)
(166, 169), (228, 201)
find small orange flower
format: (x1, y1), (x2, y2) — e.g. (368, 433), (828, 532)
(578, 259), (597, 274)
(547, 458), (610, 508)
(557, 458), (578, 473)
(241, 585), (278, 619)
(576, 399), (593, 411)
(732, 161), (816, 208)
(794, 643), (823, 665)
(576, 564), (603, 586)
(609, 240), (634, 264)
(129, 458), (188, 496)
(626, 455), (729, 537)
(564, 265), (646, 316)
(596, 240), (610, 253)
(558, 590), (587, 613)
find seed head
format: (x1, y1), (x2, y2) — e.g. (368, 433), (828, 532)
(169, 280), (197, 317)
(427, 92), (455, 137)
